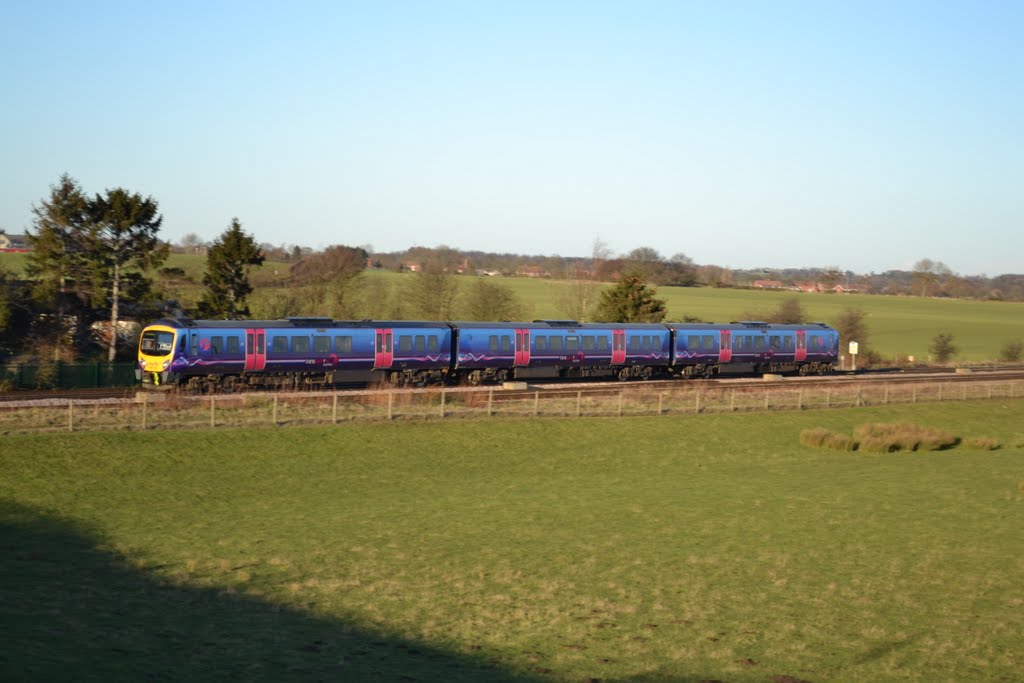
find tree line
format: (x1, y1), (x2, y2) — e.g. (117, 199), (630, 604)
(0, 175), (264, 362)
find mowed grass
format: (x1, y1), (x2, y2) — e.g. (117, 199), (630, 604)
(3, 402), (1023, 681)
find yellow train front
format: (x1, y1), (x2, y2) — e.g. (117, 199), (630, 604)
(137, 322), (181, 387)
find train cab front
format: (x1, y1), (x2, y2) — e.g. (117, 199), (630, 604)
(138, 324), (179, 387)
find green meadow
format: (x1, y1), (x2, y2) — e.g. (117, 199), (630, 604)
(3, 401), (1023, 681)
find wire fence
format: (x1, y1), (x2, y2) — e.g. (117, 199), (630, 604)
(2, 378), (1023, 436)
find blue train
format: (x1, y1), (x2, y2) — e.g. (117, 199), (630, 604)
(138, 318), (839, 391)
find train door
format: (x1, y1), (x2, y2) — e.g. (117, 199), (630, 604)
(374, 329), (393, 368)
(515, 328), (531, 366)
(795, 330), (807, 362)
(245, 329), (266, 371)
(612, 329), (626, 364)
(719, 330), (732, 362)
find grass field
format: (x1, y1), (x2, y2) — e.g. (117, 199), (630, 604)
(3, 401), (1023, 681)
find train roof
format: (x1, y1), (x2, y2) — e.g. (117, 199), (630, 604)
(450, 320), (671, 331)
(147, 318), (452, 330)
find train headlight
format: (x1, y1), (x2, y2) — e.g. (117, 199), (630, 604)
(162, 360), (171, 370)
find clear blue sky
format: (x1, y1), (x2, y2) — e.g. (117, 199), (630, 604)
(2, 1), (1021, 275)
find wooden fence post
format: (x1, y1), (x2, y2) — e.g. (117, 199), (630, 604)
(142, 393), (148, 431)
(272, 395), (278, 425)
(387, 391), (394, 420)
(440, 390), (446, 418)
(618, 391), (624, 417)
(487, 389), (494, 417)
(657, 392), (664, 415)
(67, 402), (73, 432)
(534, 391), (540, 417)
(332, 393), (338, 424)
(210, 396), (216, 428)
(576, 390), (582, 417)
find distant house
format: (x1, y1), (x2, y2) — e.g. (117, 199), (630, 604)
(516, 265), (549, 278)
(401, 262), (421, 273)
(831, 284), (861, 294)
(0, 233), (30, 252)
(753, 280), (785, 289)
(793, 281), (825, 293)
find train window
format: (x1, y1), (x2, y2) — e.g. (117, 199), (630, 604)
(292, 336), (310, 353)
(754, 336), (766, 351)
(566, 337), (579, 353)
(702, 335), (715, 350)
(629, 337), (640, 353)
(500, 336), (512, 353)
(208, 336), (221, 354)
(687, 335), (700, 350)
(415, 335), (426, 353)
(272, 336), (287, 353)
(489, 336), (499, 353)
(227, 336), (240, 354)
(335, 336), (353, 353)
(597, 336), (609, 352)
(784, 337), (794, 350)
(550, 336), (564, 353)
(582, 336), (595, 352)
(769, 336), (780, 350)
(641, 336), (651, 352)
(733, 336), (742, 351)
(428, 336), (439, 353)
(399, 336), (412, 353)
(313, 336), (330, 353)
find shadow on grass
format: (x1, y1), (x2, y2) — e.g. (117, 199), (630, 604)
(0, 500), (540, 682)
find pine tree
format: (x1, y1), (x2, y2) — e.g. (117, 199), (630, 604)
(198, 218), (265, 318)
(592, 272), (667, 323)
(25, 174), (93, 360)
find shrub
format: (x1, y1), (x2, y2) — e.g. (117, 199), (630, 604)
(999, 339), (1023, 363)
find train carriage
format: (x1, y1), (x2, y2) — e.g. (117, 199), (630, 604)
(138, 318), (452, 390)
(451, 321), (672, 383)
(666, 322), (838, 377)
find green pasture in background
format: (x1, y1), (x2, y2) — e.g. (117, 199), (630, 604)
(3, 401), (1023, 681)
(4, 251), (1023, 362)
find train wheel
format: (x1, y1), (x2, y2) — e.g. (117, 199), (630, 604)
(617, 367), (631, 381)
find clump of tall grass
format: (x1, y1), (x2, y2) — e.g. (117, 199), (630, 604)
(962, 436), (1001, 451)
(800, 422), (961, 453)
(799, 428), (860, 452)
(799, 428), (832, 448)
(853, 422), (958, 453)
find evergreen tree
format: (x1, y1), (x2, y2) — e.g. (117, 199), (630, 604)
(25, 174), (93, 360)
(592, 272), (667, 323)
(88, 188), (168, 362)
(198, 218), (265, 318)
(930, 332), (958, 364)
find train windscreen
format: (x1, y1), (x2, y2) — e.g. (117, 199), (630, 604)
(140, 330), (174, 356)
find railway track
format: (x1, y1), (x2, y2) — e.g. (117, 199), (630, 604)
(3, 366), (1024, 407)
